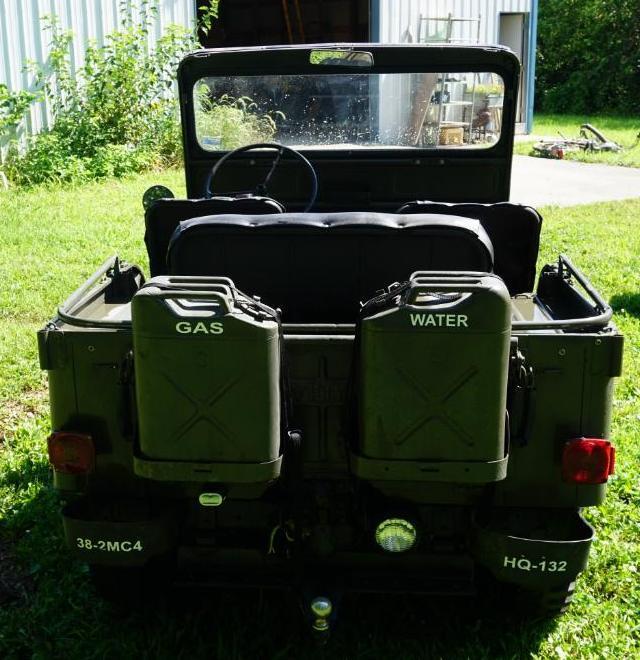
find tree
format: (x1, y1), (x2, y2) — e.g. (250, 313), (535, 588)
(536, 0), (640, 114)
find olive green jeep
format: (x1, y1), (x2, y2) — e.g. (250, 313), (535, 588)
(38, 44), (622, 635)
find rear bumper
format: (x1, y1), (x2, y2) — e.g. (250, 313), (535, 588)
(62, 498), (179, 567)
(473, 509), (594, 589)
(61, 499), (594, 592)
(175, 548), (476, 595)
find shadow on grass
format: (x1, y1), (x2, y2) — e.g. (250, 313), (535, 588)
(1, 526), (560, 659)
(610, 292), (640, 318)
(77, 587), (558, 660)
(0, 454), (557, 659)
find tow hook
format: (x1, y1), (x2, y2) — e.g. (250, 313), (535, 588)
(309, 596), (333, 642)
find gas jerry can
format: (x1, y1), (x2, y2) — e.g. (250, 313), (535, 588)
(132, 276), (281, 466)
(357, 272), (512, 482)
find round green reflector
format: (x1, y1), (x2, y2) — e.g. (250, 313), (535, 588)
(375, 518), (417, 553)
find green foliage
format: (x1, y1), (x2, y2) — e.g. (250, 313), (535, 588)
(0, 85), (40, 142)
(5, 1), (193, 186)
(194, 89), (280, 150)
(198, 0), (220, 36)
(536, 0), (640, 114)
(473, 83), (504, 98)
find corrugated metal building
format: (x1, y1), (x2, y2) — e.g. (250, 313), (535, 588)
(373, 1), (537, 131)
(0, 0), (195, 153)
(204, 0), (538, 132)
(1, 0), (537, 148)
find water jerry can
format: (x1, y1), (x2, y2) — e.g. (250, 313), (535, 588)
(358, 272), (511, 474)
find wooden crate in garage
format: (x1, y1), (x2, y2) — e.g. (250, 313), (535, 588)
(439, 123), (465, 145)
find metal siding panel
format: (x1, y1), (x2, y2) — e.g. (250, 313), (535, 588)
(394, 0), (402, 42)
(0, 10), (8, 88)
(183, 0), (196, 27)
(91, 0), (104, 46)
(17, 0), (35, 135)
(30, 0), (44, 67)
(402, 0), (412, 41)
(0, 5), (9, 158)
(0, 0), (194, 144)
(400, 0), (420, 44)
(81, 0), (92, 48)
(377, 0), (386, 41)
(389, 0), (399, 42)
(5, 1), (19, 89)
(16, 1), (29, 90)
(34, 0), (51, 130)
(388, 0), (396, 42)
(490, 0), (499, 43)
(404, 0), (412, 42)
(162, 0), (177, 26)
(157, 2), (166, 42)
(109, 0), (119, 32)
(24, 0), (41, 134)
(370, 0), (380, 41)
(526, 0), (537, 132)
(70, 0), (86, 71)
(483, 0), (491, 43)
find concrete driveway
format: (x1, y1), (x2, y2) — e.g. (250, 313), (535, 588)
(510, 155), (640, 207)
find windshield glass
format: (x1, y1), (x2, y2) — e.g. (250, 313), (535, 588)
(194, 71), (504, 151)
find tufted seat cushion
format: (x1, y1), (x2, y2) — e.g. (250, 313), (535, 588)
(397, 201), (542, 294)
(145, 196), (284, 277)
(166, 212), (494, 323)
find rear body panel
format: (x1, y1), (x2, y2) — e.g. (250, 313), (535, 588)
(39, 252), (621, 594)
(37, 45), (622, 613)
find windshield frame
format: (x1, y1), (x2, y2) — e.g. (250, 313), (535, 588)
(178, 44), (520, 202)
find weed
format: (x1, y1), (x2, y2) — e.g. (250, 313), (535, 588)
(194, 90), (280, 150)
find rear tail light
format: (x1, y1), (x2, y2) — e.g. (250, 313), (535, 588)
(562, 438), (615, 485)
(47, 432), (95, 474)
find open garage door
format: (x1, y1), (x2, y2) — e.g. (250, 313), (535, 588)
(498, 12), (528, 128)
(198, 0), (370, 47)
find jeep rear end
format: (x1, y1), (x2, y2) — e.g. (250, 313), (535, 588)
(38, 44), (622, 634)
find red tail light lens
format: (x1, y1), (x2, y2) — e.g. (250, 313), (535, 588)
(562, 438), (615, 485)
(47, 432), (95, 474)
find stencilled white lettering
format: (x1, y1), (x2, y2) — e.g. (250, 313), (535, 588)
(175, 321), (224, 335)
(503, 555), (568, 573)
(76, 537), (144, 553)
(410, 313), (469, 328)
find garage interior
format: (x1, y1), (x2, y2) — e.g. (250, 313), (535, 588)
(198, 0), (370, 47)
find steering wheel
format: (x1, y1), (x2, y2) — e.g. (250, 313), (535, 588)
(203, 142), (319, 212)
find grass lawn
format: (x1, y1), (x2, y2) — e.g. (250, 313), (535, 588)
(0, 173), (639, 658)
(515, 114), (640, 168)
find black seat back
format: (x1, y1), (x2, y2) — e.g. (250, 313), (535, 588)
(167, 212), (494, 323)
(145, 196), (284, 276)
(396, 202), (541, 294)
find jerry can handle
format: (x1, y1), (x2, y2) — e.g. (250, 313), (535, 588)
(150, 277), (237, 302)
(410, 270), (490, 281)
(151, 288), (234, 315)
(163, 275), (235, 290)
(406, 281), (481, 306)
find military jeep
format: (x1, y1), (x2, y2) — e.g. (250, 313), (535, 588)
(38, 44), (622, 633)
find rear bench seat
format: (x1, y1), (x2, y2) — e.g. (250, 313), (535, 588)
(166, 212), (494, 323)
(145, 196), (284, 277)
(397, 202), (542, 295)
